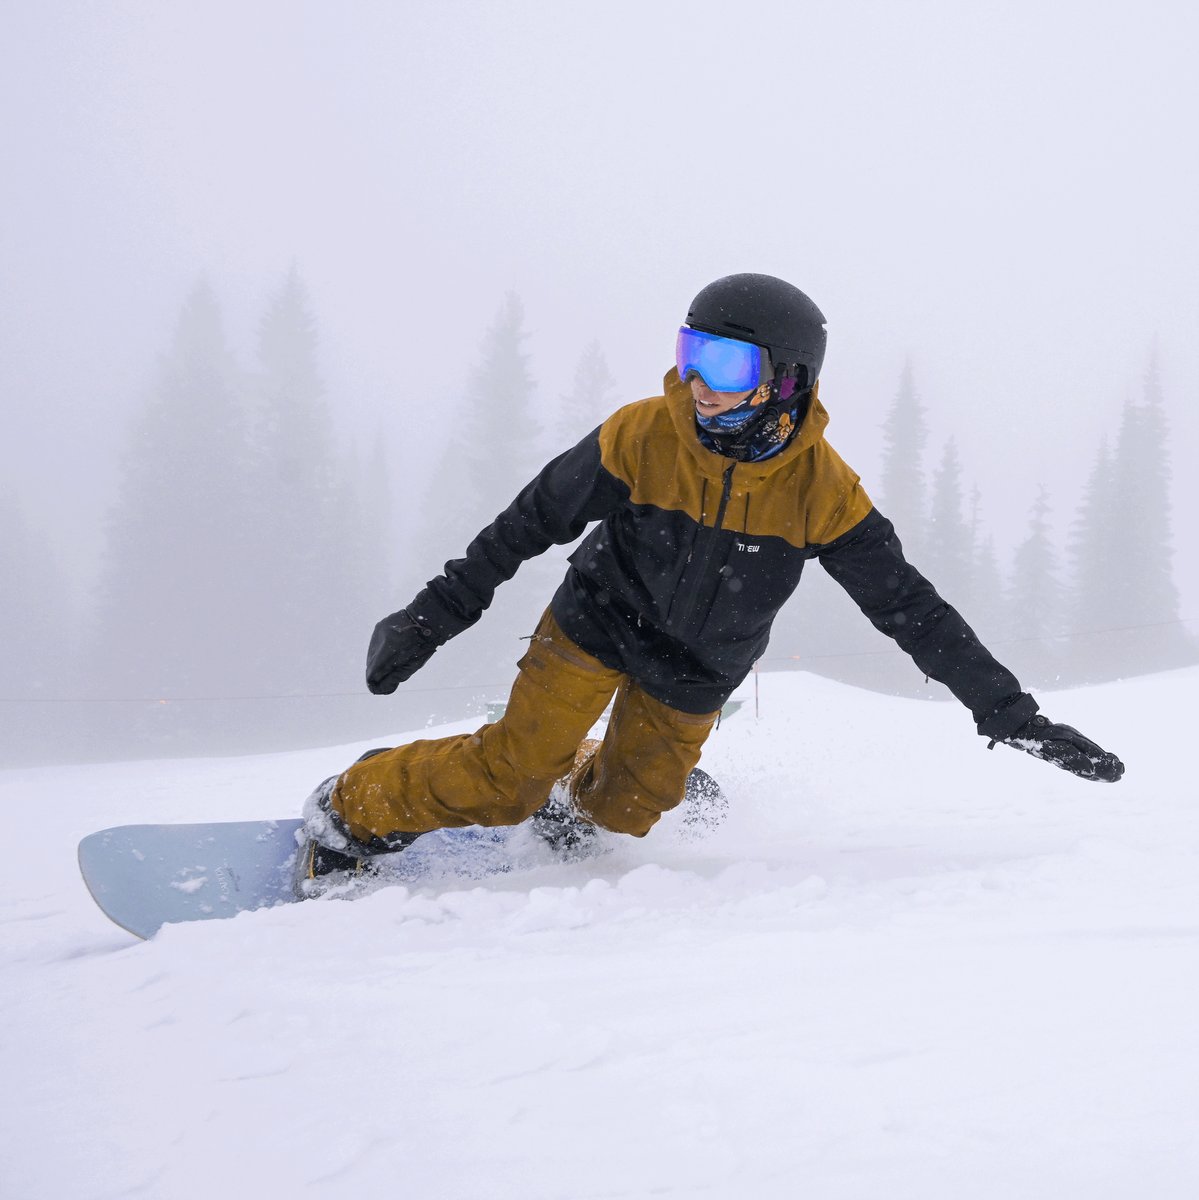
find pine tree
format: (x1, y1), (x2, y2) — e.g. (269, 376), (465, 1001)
(89, 280), (260, 699)
(1067, 437), (1116, 622)
(417, 293), (551, 700)
(426, 292), (541, 557)
(969, 530), (1007, 646)
(556, 340), (617, 448)
(1101, 353), (1194, 673)
(922, 437), (972, 605)
(1109, 357), (1178, 626)
(1062, 437), (1118, 679)
(1006, 487), (1063, 683)
(876, 361), (929, 564)
(330, 439), (393, 672)
(248, 266), (370, 693)
(958, 486), (1006, 644)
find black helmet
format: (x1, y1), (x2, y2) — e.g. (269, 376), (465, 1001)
(685, 273), (827, 388)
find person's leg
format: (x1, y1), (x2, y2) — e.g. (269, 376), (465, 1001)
(570, 680), (720, 837)
(329, 610), (622, 845)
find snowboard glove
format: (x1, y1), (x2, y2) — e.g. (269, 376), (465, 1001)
(989, 714), (1124, 783)
(366, 608), (444, 694)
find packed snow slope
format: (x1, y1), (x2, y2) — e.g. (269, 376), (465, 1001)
(2, 668), (1196, 1200)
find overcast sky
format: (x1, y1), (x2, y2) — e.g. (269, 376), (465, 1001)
(3, 0), (1196, 615)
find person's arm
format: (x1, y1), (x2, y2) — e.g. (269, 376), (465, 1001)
(366, 428), (629, 693)
(817, 508), (1035, 736)
(816, 508), (1123, 780)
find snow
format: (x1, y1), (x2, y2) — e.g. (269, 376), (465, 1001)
(2, 667), (1196, 1199)
(168, 875), (208, 894)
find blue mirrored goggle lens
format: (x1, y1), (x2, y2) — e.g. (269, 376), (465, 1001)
(676, 326), (761, 392)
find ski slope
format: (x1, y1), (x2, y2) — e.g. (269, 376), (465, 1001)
(2, 668), (1195, 1199)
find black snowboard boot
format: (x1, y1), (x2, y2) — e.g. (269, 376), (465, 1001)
(297, 837), (370, 886)
(530, 783), (599, 858)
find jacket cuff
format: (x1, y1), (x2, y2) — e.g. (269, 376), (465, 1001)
(976, 692), (1039, 740)
(405, 587), (467, 643)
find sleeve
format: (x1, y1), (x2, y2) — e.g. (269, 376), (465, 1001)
(815, 507), (1038, 739)
(406, 426), (631, 640)
(804, 441), (876, 546)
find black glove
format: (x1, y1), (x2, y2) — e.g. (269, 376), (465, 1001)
(990, 714), (1124, 782)
(366, 609), (443, 695)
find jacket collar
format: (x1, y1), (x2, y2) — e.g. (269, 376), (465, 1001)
(661, 367), (831, 482)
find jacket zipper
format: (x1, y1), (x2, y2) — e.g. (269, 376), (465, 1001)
(679, 464), (736, 628)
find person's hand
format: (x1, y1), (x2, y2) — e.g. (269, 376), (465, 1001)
(366, 609), (443, 694)
(991, 714), (1124, 782)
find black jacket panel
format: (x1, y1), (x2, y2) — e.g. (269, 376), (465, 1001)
(817, 509), (1037, 738)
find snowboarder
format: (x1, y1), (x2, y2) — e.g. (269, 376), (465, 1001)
(298, 273), (1124, 884)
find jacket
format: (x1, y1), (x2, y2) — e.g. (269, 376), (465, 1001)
(409, 368), (1037, 738)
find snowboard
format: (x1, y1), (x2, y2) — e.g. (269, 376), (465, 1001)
(78, 768), (726, 940)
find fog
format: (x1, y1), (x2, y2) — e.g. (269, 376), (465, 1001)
(2, 1), (1196, 761)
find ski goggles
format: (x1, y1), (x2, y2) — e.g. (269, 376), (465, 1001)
(676, 326), (763, 392)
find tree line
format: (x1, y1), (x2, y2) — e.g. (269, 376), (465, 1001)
(1, 280), (1191, 762)
(769, 356), (1195, 692)
(0, 278), (618, 761)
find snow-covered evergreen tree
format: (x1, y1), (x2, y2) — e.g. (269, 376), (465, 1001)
(1005, 487), (1064, 683)
(953, 485), (1007, 647)
(1099, 354), (1195, 673)
(1061, 436), (1118, 679)
(1109, 359), (1178, 625)
(89, 280), (260, 699)
(423, 292), (540, 559)
(555, 340), (617, 449)
(248, 265), (378, 692)
(968, 529), (1007, 646)
(417, 293), (551, 701)
(876, 362), (929, 565)
(922, 438), (972, 605)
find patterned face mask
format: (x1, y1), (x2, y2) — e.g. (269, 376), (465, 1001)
(694, 382), (773, 433)
(695, 377), (806, 463)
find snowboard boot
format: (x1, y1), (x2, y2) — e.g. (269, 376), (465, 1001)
(295, 749), (422, 896)
(530, 739), (601, 858)
(297, 835), (371, 887)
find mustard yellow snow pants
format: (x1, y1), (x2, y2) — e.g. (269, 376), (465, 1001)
(332, 609), (720, 842)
